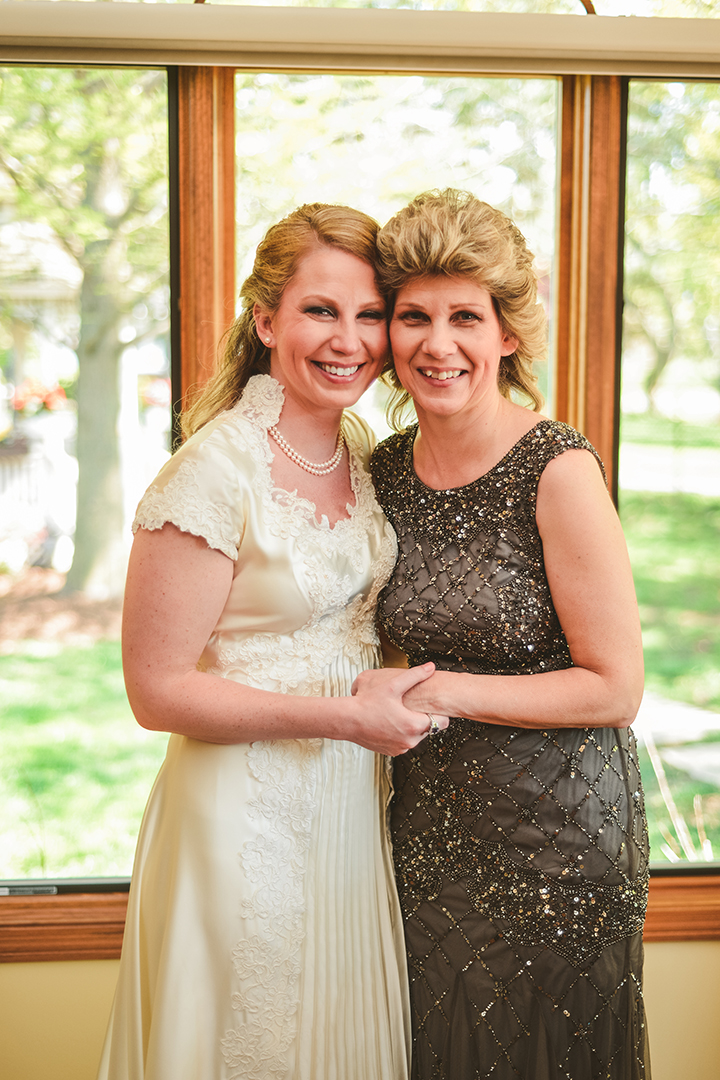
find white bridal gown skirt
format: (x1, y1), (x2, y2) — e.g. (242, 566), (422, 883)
(97, 711), (410, 1080)
(98, 381), (409, 1079)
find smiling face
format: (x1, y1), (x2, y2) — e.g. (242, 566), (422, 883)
(390, 275), (518, 424)
(253, 244), (387, 421)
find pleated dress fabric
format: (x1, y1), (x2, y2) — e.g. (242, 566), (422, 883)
(97, 374), (410, 1080)
(371, 421), (651, 1080)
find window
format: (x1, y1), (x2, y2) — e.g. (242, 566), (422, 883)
(1, 64), (560, 880)
(233, 71), (559, 429)
(1, 3), (720, 959)
(0, 66), (171, 880)
(620, 78), (720, 866)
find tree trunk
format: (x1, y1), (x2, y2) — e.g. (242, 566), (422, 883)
(63, 265), (126, 599)
(644, 339), (674, 414)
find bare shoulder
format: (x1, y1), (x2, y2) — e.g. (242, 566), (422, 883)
(536, 446), (624, 566)
(537, 444), (609, 507)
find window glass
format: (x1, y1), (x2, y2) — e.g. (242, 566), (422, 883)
(235, 72), (559, 432)
(0, 67), (170, 879)
(621, 79), (720, 865)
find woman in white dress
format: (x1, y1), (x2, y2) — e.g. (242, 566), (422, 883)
(97, 203), (446, 1080)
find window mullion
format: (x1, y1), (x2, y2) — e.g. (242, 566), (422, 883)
(177, 66), (236, 402)
(555, 74), (627, 501)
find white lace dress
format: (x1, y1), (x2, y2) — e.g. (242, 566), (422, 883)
(97, 375), (409, 1080)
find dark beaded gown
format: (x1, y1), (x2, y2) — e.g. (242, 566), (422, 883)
(371, 420), (650, 1080)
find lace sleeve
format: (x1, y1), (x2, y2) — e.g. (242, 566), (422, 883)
(133, 423), (247, 561)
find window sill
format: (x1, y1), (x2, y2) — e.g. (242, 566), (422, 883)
(0, 875), (719, 963)
(643, 874), (720, 942)
(0, 892), (128, 963)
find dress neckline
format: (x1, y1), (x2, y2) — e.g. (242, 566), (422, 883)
(235, 373), (360, 532)
(406, 418), (552, 495)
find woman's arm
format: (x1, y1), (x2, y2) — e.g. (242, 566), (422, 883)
(122, 522), (444, 755)
(358, 449), (644, 730)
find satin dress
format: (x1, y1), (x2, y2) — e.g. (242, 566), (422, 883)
(372, 421), (650, 1080)
(98, 374), (410, 1080)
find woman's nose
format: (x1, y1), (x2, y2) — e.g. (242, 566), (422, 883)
(331, 320), (361, 355)
(424, 321), (456, 359)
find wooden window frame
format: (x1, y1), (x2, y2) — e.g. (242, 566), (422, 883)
(4, 873), (720, 963)
(175, 66), (236, 398)
(2, 7), (719, 961)
(555, 73), (627, 500)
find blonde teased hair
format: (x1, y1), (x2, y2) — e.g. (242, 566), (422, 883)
(376, 189), (547, 429)
(182, 202), (381, 439)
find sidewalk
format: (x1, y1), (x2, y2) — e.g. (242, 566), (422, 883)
(619, 444), (720, 497)
(634, 691), (720, 787)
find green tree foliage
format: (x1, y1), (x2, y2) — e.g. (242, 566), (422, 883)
(0, 67), (557, 602)
(0, 67), (168, 597)
(235, 73), (558, 278)
(624, 81), (720, 413)
(234, 72), (558, 406)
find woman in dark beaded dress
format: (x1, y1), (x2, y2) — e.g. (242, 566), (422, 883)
(357, 190), (650, 1080)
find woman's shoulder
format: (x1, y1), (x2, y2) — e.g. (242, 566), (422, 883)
(342, 410), (375, 455)
(129, 378), (282, 560)
(369, 427), (410, 490)
(156, 410), (255, 494)
(370, 426), (413, 469)
(343, 410), (399, 472)
(171, 373), (282, 471)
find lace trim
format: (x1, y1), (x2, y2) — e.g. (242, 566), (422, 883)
(218, 376), (396, 1076)
(221, 739), (320, 1080)
(208, 403), (397, 695)
(233, 372), (284, 429)
(132, 457), (242, 561)
(131, 374), (284, 560)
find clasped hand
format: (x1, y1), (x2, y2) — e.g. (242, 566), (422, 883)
(350, 663), (449, 756)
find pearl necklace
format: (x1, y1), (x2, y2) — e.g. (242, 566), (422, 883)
(268, 422), (345, 476)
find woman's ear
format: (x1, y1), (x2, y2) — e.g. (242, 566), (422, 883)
(253, 304), (275, 348)
(500, 333), (519, 357)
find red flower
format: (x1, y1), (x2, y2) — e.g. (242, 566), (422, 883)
(12, 378), (67, 414)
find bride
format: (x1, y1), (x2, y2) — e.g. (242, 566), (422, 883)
(97, 202), (446, 1080)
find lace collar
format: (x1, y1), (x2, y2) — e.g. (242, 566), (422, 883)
(225, 372), (375, 541)
(231, 372), (285, 429)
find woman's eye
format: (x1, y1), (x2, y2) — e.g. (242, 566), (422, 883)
(454, 311), (480, 323)
(306, 305), (334, 317)
(396, 310), (427, 324)
(358, 309), (385, 322)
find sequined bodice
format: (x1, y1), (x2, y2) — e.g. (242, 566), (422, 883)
(372, 420), (601, 677)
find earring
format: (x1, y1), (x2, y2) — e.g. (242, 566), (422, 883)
(265, 338), (271, 344)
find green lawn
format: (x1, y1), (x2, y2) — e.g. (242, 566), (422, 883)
(637, 744), (720, 864)
(620, 490), (720, 712)
(620, 489), (720, 862)
(621, 413), (720, 450)
(0, 641), (168, 878)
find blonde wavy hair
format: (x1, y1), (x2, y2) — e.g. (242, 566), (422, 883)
(376, 189), (547, 429)
(182, 202), (381, 439)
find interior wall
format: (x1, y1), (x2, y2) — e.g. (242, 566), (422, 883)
(643, 940), (720, 1080)
(1, 942), (718, 1079)
(0, 958), (118, 1080)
